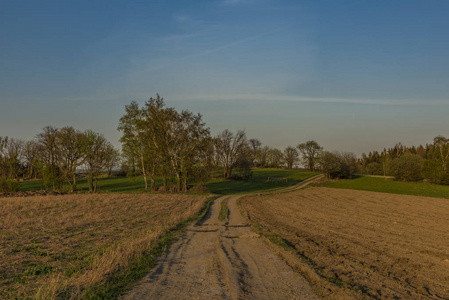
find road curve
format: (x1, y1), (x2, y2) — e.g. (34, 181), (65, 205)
(123, 176), (322, 300)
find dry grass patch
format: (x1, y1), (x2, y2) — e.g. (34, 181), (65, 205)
(241, 187), (449, 299)
(0, 193), (209, 299)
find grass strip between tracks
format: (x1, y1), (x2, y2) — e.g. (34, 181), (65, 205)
(219, 197), (229, 222)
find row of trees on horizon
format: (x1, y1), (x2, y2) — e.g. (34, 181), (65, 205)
(358, 137), (449, 184)
(1, 95), (448, 193)
(0, 127), (120, 193)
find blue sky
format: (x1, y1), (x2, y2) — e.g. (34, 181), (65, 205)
(1, 0), (448, 155)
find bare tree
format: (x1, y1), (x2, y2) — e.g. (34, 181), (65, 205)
(297, 140), (323, 171)
(267, 147), (283, 168)
(23, 140), (41, 179)
(214, 129), (248, 179)
(82, 130), (111, 193)
(249, 138), (262, 166)
(5, 138), (24, 179)
(56, 126), (87, 191)
(258, 146), (270, 167)
(104, 147), (121, 176)
(283, 146), (299, 169)
(36, 126), (59, 167)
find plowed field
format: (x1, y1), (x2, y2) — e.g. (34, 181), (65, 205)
(241, 187), (449, 299)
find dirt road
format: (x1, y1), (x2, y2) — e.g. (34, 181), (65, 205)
(123, 179), (320, 299)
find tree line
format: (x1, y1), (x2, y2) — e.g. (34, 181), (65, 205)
(117, 95), (361, 187)
(0, 127), (119, 193)
(3, 94), (446, 194)
(0, 95), (359, 194)
(358, 137), (449, 183)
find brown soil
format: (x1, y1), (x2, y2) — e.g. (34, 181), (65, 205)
(123, 192), (319, 299)
(241, 187), (449, 299)
(0, 193), (208, 299)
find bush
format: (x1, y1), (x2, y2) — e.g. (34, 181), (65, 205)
(365, 162), (383, 175)
(390, 153), (423, 182)
(318, 152), (341, 179)
(43, 164), (63, 191)
(0, 176), (9, 192)
(113, 170), (127, 177)
(0, 177), (20, 192)
(7, 179), (20, 192)
(232, 159), (253, 181)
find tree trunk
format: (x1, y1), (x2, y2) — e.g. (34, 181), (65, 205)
(88, 173), (93, 193)
(140, 152), (148, 192)
(73, 173), (77, 191)
(175, 173), (181, 192)
(224, 165), (232, 179)
(182, 176), (188, 192)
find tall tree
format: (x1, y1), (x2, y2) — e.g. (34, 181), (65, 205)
(258, 146), (270, 167)
(36, 126), (59, 167)
(267, 148), (283, 168)
(57, 126), (86, 191)
(104, 147), (121, 176)
(119, 95), (212, 192)
(214, 129), (248, 179)
(23, 140), (41, 179)
(283, 146), (299, 169)
(433, 136), (449, 174)
(249, 138), (262, 166)
(82, 130), (111, 193)
(118, 101), (149, 191)
(297, 140), (322, 171)
(4, 138), (24, 179)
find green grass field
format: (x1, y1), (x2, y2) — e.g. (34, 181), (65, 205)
(19, 176), (156, 193)
(18, 168), (319, 195)
(206, 168), (319, 194)
(325, 175), (449, 199)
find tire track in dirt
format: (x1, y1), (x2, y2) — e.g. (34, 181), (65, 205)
(123, 177), (321, 299)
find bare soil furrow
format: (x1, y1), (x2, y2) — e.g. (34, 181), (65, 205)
(241, 187), (449, 299)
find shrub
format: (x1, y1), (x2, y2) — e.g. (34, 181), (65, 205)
(0, 176), (20, 192)
(7, 179), (20, 192)
(43, 164), (63, 191)
(0, 176), (9, 192)
(390, 153), (423, 182)
(365, 162), (383, 175)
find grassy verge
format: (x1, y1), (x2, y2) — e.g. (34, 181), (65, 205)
(219, 197), (228, 222)
(324, 175), (449, 199)
(206, 169), (320, 195)
(19, 176), (158, 193)
(0, 193), (214, 299)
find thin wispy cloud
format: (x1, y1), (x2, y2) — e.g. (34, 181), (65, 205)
(220, 0), (256, 6)
(161, 32), (204, 42)
(180, 93), (449, 106)
(141, 28), (281, 72)
(188, 27), (281, 59)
